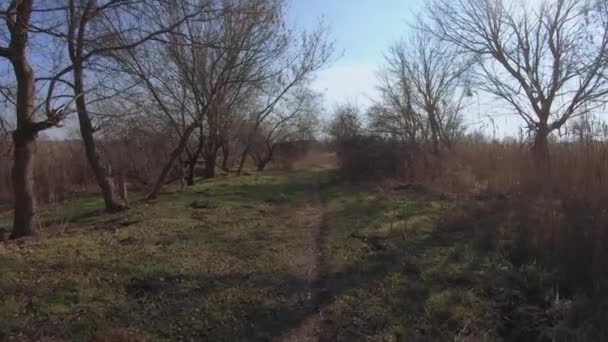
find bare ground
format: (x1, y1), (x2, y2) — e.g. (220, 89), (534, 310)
(280, 174), (329, 342)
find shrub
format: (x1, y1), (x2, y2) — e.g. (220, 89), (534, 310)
(336, 136), (406, 181)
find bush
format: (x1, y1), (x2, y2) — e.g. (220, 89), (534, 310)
(336, 136), (406, 181)
(272, 140), (309, 171)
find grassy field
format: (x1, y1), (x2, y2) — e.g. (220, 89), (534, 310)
(0, 167), (520, 341)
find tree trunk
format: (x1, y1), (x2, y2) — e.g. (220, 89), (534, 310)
(530, 123), (552, 192)
(404, 146), (416, 182)
(148, 122), (198, 200)
(532, 124), (551, 167)
(204, 157), (216, 178)
(256, 159), (270, 171)
(221, 143), (230, 171)
(428, 109), (441, 156)
(237, 123), (261, 175)
(117, 170), (129, 208)
(237, 144), (250, 175)
(185, 161), (196, 186)
(202, 133), (220, 179)
(203, 144), (220, 179)
(11, 126), (36, 238)
(177, 160), (185, 191)
(255, 143), (274, 171)
(185, 125), (204, 185)
(72, 64), (125, 212)
(10, 36), (38, 239)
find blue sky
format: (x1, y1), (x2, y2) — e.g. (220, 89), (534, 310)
(288, 0), (423, 110)
(287, 0), (526, 137)
(41, 1), (423, 139)
(9, 0), (524, 139)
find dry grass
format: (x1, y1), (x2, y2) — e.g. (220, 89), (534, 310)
(0, 141), (92, 206)
(454, 141), (608, 199)
(442, 142), (608, 339)
(0, 136), (175, 208)
(1, 135), (606, 338)
(336, 138), (608, 339)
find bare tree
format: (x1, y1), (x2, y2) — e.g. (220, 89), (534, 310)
(0, 0), (72, 237)
(381, 33), (467, 154)
(234, 23), (334, 174)
(565, 112), (608, 144)
(184, 124), (204, 185)
(372, 71), (423, 147)
(116, 0), (264, 198)
(423, 0), (608, 162)
(115, 0), (332, 198)
(248, 87), (320, 171)
(39, 0), (202, 211)
(0, 107), (12, 154)
(367, 101), (422, 181)
(110, 19), (203, 197)
(328, 102), (362, 144)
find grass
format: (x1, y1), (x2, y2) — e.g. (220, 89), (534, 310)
(318, 182), (502, 341)
(1, 166), (514, 341)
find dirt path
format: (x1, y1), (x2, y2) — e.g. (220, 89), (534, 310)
(280, 173), (329, 342)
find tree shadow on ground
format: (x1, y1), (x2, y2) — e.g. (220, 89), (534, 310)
(101, 250), (411, 341)
(5, 171), (472, 341)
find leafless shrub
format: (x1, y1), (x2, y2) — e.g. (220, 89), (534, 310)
(336, 136), (407, 182)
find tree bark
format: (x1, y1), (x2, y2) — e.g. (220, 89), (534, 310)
(201, 127), (220, 179)
(237, 144), (250, 175)
(72, 63), (126, 212)
(237, 123), (260, 175)
(185, 161), (196, 186)
(532, 123), (551, 167)
(117, 170), (129, 208)
(203, 143), (221, 179)
(427, 107), (441, 156)
(11, 122), (37, 239)
(9, 4), (38, 238)
(530, 122), (552, 192)
(148, 122), (198, 200)
(254, 143), (274, 171)
(256, 158), (270, 171)
(185, 124), (204, 185)
(204, 157), (216, 178)
(220, 142), (230, 171)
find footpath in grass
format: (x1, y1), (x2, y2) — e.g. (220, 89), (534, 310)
(0, 167), (505, 341)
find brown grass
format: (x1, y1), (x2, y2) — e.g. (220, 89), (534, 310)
(454, 142), (608, 297)
(337, 137), (608, 331)
(0, 140), (92, 206)
(0, 135), (174, 208)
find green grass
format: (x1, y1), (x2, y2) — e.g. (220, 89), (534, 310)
(318, 183), (501, 341)
(0, 167), (507, 341)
